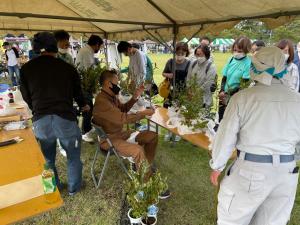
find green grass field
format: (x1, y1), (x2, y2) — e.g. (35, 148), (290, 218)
(11, 53), (300, 225)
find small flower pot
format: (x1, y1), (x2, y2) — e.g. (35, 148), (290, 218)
(147, 204), (159, 218)
(141, 216), (157, 225)
(127, 208), (142, 225)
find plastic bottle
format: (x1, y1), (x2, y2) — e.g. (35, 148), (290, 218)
(42, 163), (58, 203)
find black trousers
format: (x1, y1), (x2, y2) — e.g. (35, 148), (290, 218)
(82, 93), (93, 134)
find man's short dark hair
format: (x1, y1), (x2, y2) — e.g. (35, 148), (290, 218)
(54, 30), (70, 41)
(99, 69), (117, 86)
(2, 42), (9, 47)
(131, 43), (140, 50)
(88, 35), (103, 46)
(252, 40), (265, 47)
(194, 44), (211, 60)
(117, 41), (132, 53)
(33, 32), (58, 53)
(200, 36), (211, 44)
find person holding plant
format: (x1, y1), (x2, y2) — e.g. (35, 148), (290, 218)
(186, 44), (217, 108)
(210, 46), (300, 225)
(218, 36), (252, 123)
(162, 42), (190, 108)
(276, 39), (299, 92)
(76, 35), (104, 143)
(117, 41), (147, 89)
(162, 42), (190, 142)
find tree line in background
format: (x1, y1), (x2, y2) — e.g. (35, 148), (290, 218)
(208, 19), (300, 45)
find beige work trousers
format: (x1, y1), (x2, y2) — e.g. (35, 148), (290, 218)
(217, 152), (299, 225)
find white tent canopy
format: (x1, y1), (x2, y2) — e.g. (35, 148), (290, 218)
(0, 0), (300, 40)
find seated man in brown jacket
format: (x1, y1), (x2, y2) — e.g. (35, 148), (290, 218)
(93, 69), (157, 168)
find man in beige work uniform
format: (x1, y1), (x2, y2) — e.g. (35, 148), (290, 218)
(93, 69), (157, 167)
(210, 47), (300, 225)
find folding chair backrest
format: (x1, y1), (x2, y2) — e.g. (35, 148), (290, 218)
(91, 120), (114, 147)
(91, 122), (107, 139)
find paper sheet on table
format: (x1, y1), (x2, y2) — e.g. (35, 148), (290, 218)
(0, 175), (44, 209)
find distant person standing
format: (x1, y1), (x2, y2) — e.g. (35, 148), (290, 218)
(200, 36), (211, 46)
(117, 41), (147, 88)
(75, 35), (103, 70)
(54, 30), (74, 65)
(75, 35), (104, 143)
(276, 39), (299, 92)
(200, 36), (213, 62)
(251, 40), (265, 54)
(3, 42), (20, 86)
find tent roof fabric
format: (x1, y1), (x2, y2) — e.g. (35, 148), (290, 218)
(0, 0), (300, 39)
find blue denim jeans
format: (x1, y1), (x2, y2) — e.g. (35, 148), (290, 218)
(7, 65), (20, 86)
(33, 115), (82, 192)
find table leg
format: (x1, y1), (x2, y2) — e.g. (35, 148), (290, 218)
(147, 119), (150, 131)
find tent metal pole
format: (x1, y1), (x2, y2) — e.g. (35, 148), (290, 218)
(0, 12), (172, 27)
(104, 33), (109, 68)
(179, 10), (300, 27)
(143, 26), (172, 52)
(154, 30), (173, 52)
(0, 27), (104, 34)
(146, 0), (176, 24)
(172, 25), (178, 100)
(185, 25), (203, 44)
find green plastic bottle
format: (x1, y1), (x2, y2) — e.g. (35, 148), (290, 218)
(42, 163), (57, 203)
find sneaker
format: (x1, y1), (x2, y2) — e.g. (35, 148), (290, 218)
(138, 124), (148, 131)
(57, 146), (67, 157)
(159, 189), (171, 200)
(82, 133), (94, 143)
(68, 182), (86, 196)
(164, 133), (171, 142)
(174, 135), (181, 142)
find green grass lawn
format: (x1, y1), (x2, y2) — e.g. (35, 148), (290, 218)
(10, 53), (300, 225)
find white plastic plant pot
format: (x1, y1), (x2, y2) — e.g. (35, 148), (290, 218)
(141, 216), (157, 225)
(127, 208), (142, 225)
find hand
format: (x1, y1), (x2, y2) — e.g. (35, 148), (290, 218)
(210, 170), (221, 186)
(218, 92), (227, 105)
(81, 105), (90, 112)
(141, 108), (155, 117)
(133, 84), (145, 99)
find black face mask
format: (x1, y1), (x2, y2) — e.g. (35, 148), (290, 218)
(110, 82), (121, 95)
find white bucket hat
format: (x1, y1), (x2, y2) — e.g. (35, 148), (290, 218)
(250, 46), (287, 85)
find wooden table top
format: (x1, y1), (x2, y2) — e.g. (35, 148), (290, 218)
(149, 107), (210, 150)
(0, 128), (63, 225)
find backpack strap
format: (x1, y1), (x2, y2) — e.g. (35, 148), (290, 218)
(205, 61), (212, 74)
(191, 60), (197, 70)
(184, 60), (191, 73)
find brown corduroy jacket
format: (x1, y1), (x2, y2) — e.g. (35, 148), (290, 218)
(92, 90), (145, 141)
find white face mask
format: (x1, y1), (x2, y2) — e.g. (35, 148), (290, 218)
(58, 48), (69, 54)
(176, 55), (185, 62)
(284, 53), (289, 62)
(197, 56), (206, 64)
(233, 52), (245, 59)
